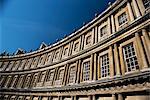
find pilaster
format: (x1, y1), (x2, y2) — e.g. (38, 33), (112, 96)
(93, 53), (97, 81)
(58, 96), (62, 100)
(108, 16), (111, 35)
(63, 64), (69, 86)
(92, 95), (96, 100)
(59, 47), (64, 60)
(88, 95), (92, 100)
(90, 54), (94, 80)
(94, 26), (98, 43)
(52, 67), (58, 86)
(74, 96), (77, 100)
(119, 46), (126, 75)
(109, 45), (114, 77)
(76, 59), (81, 83)
(114, 44), (121, 76)
(127, 1), (134, 21)
(111, 15), (115, 34)
(68, 41), (74, 56)
(112, 94), (116, 100)
(141, 29), (150, 64)
(135, 32), (148, 69)
(118, 94), (123, 100)
(132, 0), (141, 17)
(92, 28), (95, 44)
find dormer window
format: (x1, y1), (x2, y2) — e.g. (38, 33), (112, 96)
(86, 35), (91, 45)
(74, 42), (79, 52)
(118, 12), (128, 26)
(143, 0), (150, 9)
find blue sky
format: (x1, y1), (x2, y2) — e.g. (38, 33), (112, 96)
(0, 0), (115, 54)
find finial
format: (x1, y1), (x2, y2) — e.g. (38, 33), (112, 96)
(108, 2), (112, 6)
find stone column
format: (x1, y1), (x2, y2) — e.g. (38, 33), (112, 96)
(109, 45), (114, 77)
(114, 44), (121, 76)
(92, 28), (95, 44)
(59, 47), (64, 60)
(38, 96), (42, 100)
(119, 46), (126, 75)
(68, 42), (74, 56)
(74, 96), (77, 100)
(51, 51), (55, 62)
(92, 95), (96, 100)
(95, 26), (98, 43)
(142, 29), (150, 55)
(132, 0), (141, 17)
(111, 15), (115, 34)
(76, 59), (81, 83)
(29, 96), (33, 100)
(118, 94), (123, 100)
(135, 33), (148, 69)
(93, 53), (97, 81)
(63, 64), (69, 86)
(80, 35), (85, 50)
(112, 94), (116, 100)
(58, 96), (62, 100)
(90, 54), (94, 80)
(127, 1), (134, 21)
(48, 96), (52, 100)
(52, 67), (58, 86)
(108, 16), (112, 35)
(141, 29), (150, 64)
(88, 95), (92, 100)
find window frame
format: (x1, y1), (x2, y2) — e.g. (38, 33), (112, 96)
(24, 74), (32, 88)
(67, 63), (77, 85)
(119, 38), (141, 75)
(86, 35), (92, 45)
(118, 12), (128, 26)
(54, 67), (65, 86)
(84, 29), (93, 49)
(80, 58), (92, 83)
(98, 50), (110, 80)
(45, 69), (55, 87)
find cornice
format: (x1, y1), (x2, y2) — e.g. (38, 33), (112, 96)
(0, 12), (149, 74)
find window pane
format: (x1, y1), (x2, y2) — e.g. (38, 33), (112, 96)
(123, 43), (139, 72)
(83, 61), (90, 81)
(68, 66), (76, 84)
(100, 54), (110, 78)
(118, 12), (127, 26)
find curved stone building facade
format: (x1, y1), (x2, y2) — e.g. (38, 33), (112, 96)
(0, 0), (150, 100)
